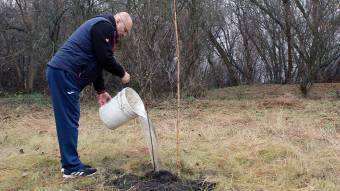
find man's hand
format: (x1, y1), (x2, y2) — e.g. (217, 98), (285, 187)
(97, 91), (112, 106)
(121, 72), (130, 84)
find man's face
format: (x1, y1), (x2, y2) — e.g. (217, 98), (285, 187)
(117, 17), (131, 37)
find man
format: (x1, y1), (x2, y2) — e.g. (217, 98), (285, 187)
(46, 12), (133, 178)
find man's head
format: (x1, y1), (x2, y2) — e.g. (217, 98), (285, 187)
(114, 12), (133, 37)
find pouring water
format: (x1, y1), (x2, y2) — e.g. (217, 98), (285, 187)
(99, 87), (160, 171)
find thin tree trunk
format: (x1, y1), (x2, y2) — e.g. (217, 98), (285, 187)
(15, 57), (23, 90)
(283, 0), (293, 83)
(208, 31), (239, 86)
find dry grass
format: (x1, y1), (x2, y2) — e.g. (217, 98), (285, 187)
(0, 83), (340, 190)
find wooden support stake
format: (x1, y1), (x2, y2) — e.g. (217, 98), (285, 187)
(172, 0), (181, 172)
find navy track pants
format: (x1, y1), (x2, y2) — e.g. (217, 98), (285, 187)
(46, 66), (84, 171)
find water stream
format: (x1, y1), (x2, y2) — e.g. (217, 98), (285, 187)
(138, 113), (160, 171)
(125, 90), (160, 171)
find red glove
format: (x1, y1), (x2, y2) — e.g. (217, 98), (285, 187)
(97, 91), (112, 106)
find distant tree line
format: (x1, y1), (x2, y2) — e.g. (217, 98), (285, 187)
(0, 0), (339, 97)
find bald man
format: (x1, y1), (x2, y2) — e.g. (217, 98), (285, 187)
(46, 12), (133, 178)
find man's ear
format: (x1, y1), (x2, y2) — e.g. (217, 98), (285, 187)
(116, 16), (122, 24)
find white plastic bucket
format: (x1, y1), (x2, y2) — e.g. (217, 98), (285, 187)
(99, 87), (146, 129)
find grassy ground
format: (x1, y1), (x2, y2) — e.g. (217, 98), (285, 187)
(0, 83), (339, 190)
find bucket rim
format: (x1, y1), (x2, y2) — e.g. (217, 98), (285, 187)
(122, 87), (146, 117)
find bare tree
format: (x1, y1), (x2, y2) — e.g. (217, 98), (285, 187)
(0, 0), (339, 96)
(250, 0), (340, 95)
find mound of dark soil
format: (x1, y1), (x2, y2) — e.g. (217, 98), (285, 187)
(103, 170), (216, 191)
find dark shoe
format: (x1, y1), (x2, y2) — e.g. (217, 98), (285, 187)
(61, 164), (92, 173)
(62, 167), (97, 178)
